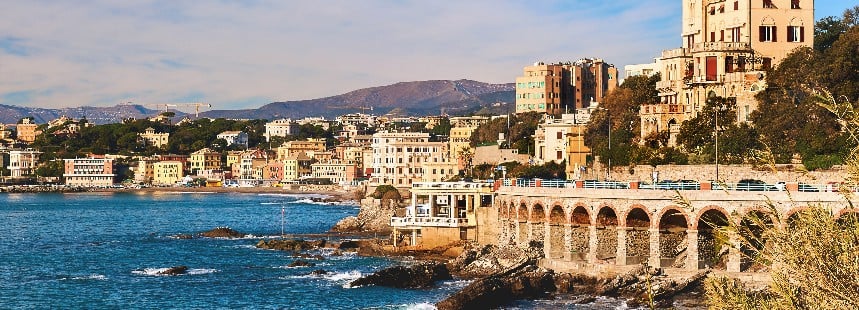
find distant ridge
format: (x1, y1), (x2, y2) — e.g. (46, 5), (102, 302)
(0, 79), (514, 124)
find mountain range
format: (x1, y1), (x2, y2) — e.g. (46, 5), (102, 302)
(0, 79), (514, 125)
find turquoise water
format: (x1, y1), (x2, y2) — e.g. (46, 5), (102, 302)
(0, 192), (467, 309)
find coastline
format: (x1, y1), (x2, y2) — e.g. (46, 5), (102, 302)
(0, 185), (359, 202)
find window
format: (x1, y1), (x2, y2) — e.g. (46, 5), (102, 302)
(791, 0), (800, 9)
(731, 27), (741, 42)
(763, 0), (775, 9)
(759, 26), (776, 42)
(720, 30), (725, 42)
(725, 56), (734, 73)
(556, 151), (563, 160)
(556, 132), (563, 139)
(734, 1), (739, 10)
(787, 26), (805, 42)
(762, 58), (772, 70)
(710, 32), (716, 42)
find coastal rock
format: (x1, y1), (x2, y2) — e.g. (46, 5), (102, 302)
(349, 261), (452, 288)
(173, 234), (194, 239)
(199, 227), (245, 238)
(255, 239), (326, 251)
(330, 198), (395, 233)
(336, 240), (361, 250)
(435, 265), (555, 310)
(288, 260), (316, 268)
(158, 266), (189, 276)
(310, 269), (329, 275)
(291, 253), (325, 260)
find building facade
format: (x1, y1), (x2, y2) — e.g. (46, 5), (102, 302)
(264, 119), (300, 141)
(515, 59), (618, 115)
(153, 161), (184, 185)
(217, 131), (249, 148)
(370, 132), (451, 188)
(311, 162), (358, 185)
(64, 158), (115, 187)
(276, 139), (326, 161)
(7, 149), (42, 177)
(189, 148), (222, 175)
(390, 182), (494, 247)
(645, 0), (814, 144)
(16, 118), (40, 143)
(139, 127), (169, 148)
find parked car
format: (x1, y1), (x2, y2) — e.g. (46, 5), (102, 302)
(678, 180), (700, 190)
(798, 183), (820, 192)
(736, 179), (777, 191)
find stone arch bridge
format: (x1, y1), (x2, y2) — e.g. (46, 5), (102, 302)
(494, 186), (857, 272)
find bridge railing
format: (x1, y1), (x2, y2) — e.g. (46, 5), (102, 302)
(498, 178), (851, 193)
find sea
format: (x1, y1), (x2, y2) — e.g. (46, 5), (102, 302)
(0, 192), (632, 309)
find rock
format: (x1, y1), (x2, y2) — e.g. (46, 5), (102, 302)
(349, 261), (452, 288)
(256, 239), (325, 252)
(173, 234), (193, 240)
(330, 198), (395, 233)
(436, 266), (554, 310)
(291, 253), (325, 260)
(337, 240), (360, 250)
(199, 227), (245, 238)
(330, 249), (343, 256)
(288, 260), (316, 268)
(158, 266), (188, 276)
(310, 269), (329, 275)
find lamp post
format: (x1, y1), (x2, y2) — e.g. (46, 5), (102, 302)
(606, 110), (611, 180)
(714, 108), (719, 182)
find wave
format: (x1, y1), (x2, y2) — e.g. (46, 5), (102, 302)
(405, 303), (437, 310)
(258, 193), (331, 199)
(60, 274), (107, 281)
(132, 267), (219, 276)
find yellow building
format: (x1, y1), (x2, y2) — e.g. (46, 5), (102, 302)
(277, 139), (326, 161)
(189, 148), (222, 175)
(646, 0), (814, 144)
(139, 127), (169, 148)
(153, 161), (183, 185)
(515, 59), (618, 115)
(283, 153), (313, 181)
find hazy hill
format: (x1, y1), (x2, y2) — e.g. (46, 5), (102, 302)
(0, 79), (514, 125)
(200, 79), (514, 120)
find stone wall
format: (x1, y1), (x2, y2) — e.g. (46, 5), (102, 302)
(569, 227), (589, 256)
(697, 230), (720, 269)
(660, 231), (687, 260)
(547, 224), (565, 259)
(606, 164), (845, 184)
(595, 228), (617, 260)
(530, 222), (545, 242)
(476, 206), (500, 245)
(626, 229), (650, 259)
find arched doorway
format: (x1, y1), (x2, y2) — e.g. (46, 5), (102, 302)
(569, 206), (590, 261)
(548, 205), (566, 259)
(595, 206), (618, 262)
(697, 209), (730, 270)
(659, 209), (689, 268)
(530, 204), (546, 246)
(738, 210), (773, 272)
(625, 208), (651, 265)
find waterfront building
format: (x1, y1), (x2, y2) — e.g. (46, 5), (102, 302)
(334, 143), (369, 177)
(644, 0), (814, 145)
(390, 182), (494, 247)
(515, 59), (618, 115)
(134, 159), (158, 183)
(283, 153), (313, 182)
(311, 162), (358, 185)
(153, 161), (184, 185)
(238, 149), (270, 184)
(156, 154), (189, 174)
(225, 151), (243, 170)
(189, 148), (222, 175)
(217, 131), (249, 148)
(276, 139), (326, 161)
(7, 149), (41, 177)
(138, 127), (169, 148)
(16, 118), (40, 144)
(63, 157), (115, 187)
(264, 119), (300, 142)
(369, 131), (451, 188)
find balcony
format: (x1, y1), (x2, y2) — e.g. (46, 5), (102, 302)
(691, 42), (751, 53)
(661, 48), (689, 59)
(390, 216), (471, 228)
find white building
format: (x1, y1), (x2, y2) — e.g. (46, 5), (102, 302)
(623, 58), (661, 79)
(370, 131), (451, 188)
(7, 149), (41, 177)
(264, 119), (300, 141)
(217, 131), (249, 148)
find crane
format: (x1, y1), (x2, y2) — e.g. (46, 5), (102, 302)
(143, 102), (212, 118)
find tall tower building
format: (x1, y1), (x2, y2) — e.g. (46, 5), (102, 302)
(515, 59), (618, 115)
(642, 0), (814, 145)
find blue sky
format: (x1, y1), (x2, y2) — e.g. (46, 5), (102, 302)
(0, 0), (850, 110)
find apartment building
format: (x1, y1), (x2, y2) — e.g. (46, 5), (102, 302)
(217, 131), (249, 148)
(264, 119), (300, 141)
(64, 157), (115, 187)
(283, 153), (313, 181)
(515, 59), (618, 115)
(448, 116), (489, 169)
(139, 127), (169, 148)
(311, 162), (358, 185)
(276, 139), (326, 161)
(16, 118), (40, 143)
(189, 148), (222, 175)
(370, 132), (451, 188)
(644, 0), (814, 144)
(153, 161), (183, 185)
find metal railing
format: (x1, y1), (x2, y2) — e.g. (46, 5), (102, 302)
(498, 178), (852, 193)
(390, 216), (470, 228)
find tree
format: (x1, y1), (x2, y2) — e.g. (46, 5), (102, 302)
(35, 160), (64, 179)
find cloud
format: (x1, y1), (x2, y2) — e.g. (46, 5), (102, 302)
(0, 0), (716, 110)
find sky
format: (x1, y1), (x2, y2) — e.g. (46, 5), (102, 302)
(0, 0), (850, 111)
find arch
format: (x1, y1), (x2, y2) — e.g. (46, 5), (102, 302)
(624, 207), (651, 228)
(737, 210), (774, 272)
(548, 204), (567, 259)
(835, 208), (859, 221)
(530, 203), (546, 223)
(568, 205), (591, 260)
(783, 206), (810, 229)
(594, 205), (618, 262)
(836, 209), (859, 228)
(658, 208), (689, 268)
(788, 17), (804, 26)
(570, 205), (591, 226)
(693, 205), (731, 230)
(667, 118), (677, 127)
(517, 202), (528, 221)
(624, 207), (651, 265)
(760, 16), (775, 25)
(696, 208), (730, 270)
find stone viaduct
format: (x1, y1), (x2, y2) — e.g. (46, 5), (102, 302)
(493, 185), (858, 273)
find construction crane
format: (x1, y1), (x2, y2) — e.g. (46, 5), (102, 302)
(143, 102), (212, 118)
